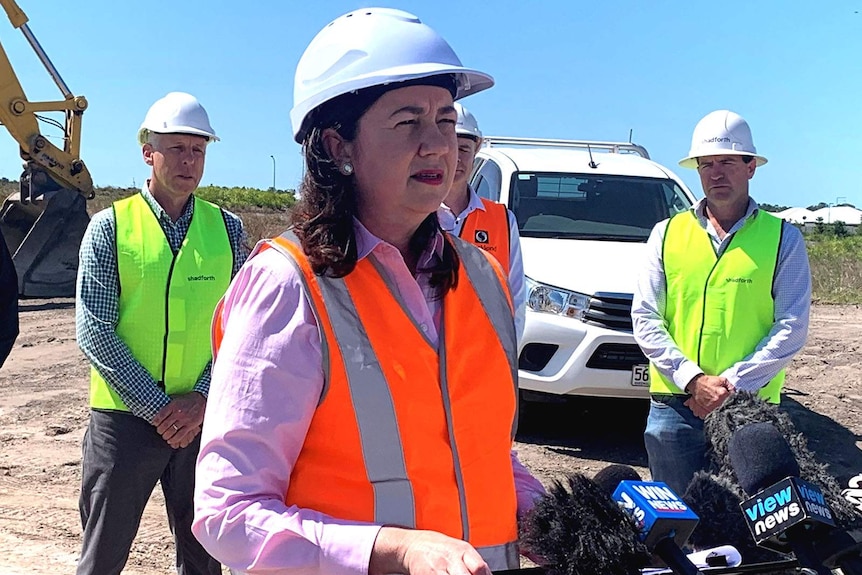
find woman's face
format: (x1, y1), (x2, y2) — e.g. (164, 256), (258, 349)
(337, 85), (458, 230)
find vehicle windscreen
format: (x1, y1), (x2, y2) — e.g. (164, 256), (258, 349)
(510, 172), (692, 241)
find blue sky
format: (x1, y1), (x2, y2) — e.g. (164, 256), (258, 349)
(0, 1), (859, 209)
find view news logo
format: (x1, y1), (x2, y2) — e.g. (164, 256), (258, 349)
(187, 275), (216, 282)
(740, 477), (835, 543)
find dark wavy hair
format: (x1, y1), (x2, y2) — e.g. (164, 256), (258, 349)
(289, 75), (460, 299)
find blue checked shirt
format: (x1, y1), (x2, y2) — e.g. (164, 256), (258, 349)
(631, 197), (811, 394)
(76, 185), (249, 423)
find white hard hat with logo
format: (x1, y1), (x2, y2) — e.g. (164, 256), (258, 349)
(290, 7), (494, 143)
(454, 102), (482, 141)
(137, 92), (219, 145)
(679, 110), (766, 169)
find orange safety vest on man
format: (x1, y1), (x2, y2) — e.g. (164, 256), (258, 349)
(460, 198), (511, 275)
(211, 232), (521, 570)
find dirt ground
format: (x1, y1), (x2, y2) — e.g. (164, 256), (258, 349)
(0, 302), (860, 574)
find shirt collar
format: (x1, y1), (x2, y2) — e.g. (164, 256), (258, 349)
(142, 181), (194, 225)
(439, 184), (486, 219)
(353, 217), (445, 268)
(692, 196), (759, 224)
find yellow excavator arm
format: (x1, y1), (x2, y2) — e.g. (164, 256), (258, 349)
(0, 0), (94, 297)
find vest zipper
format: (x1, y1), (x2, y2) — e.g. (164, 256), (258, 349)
(160, 252), (179, 389)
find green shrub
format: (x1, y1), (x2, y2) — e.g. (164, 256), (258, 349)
(806, 235), (862, 303)
(78, 184), (296, 215)
(195, 185), (296, 211)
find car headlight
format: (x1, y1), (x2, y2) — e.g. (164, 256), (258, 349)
(525, 277), (591, 319)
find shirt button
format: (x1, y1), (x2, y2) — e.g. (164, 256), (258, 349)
(420, 324), (429, 333)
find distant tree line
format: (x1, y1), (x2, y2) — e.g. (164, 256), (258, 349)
(760, 201), (858, 212)
(0, 177), (296, 213)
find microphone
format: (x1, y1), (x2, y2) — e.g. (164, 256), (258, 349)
(520, 472), (651, 575)
(593, 463), (642, 493)
(844, 473), (862, 513)
(705, 392), (862, 532)
(594, 465), (702, 575)
(681, 471), (780, 563)
(729, 421), (862, 575)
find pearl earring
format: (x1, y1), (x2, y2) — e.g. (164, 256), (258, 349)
(340, 162), (354, 176)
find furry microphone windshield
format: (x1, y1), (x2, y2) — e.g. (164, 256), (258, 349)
(520, 473), (650, 575)
(682, 392), (862, 569)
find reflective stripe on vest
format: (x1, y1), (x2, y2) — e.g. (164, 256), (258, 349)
(649, 210), (784, 403)
(460, 198), (511, 275)
(255, 232), (519, 569)
(90, 194), (232, 410)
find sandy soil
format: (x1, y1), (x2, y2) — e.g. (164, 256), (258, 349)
(0, 302), (860, 574)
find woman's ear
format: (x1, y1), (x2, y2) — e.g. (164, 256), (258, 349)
(322, 128), (352, 165)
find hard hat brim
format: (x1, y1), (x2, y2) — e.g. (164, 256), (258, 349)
(679, 151), (767, 169)
(456, 128), (482, 140)
(138, 126), (220, 146)
(291, 63), (494, 143)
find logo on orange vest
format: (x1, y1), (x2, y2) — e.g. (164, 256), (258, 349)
(474, 230), (489, 244)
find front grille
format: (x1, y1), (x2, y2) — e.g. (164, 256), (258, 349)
(586, 343), (648, 370)
(583, 292), (634, 331)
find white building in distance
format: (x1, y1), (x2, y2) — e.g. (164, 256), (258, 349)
(775, 206), (861, 225)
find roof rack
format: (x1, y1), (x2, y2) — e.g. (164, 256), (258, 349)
(482, 136), (650, 159)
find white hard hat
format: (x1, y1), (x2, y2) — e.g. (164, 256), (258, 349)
(290, 7), (494, 143)
(454, 102), (482, 140)
(137, 92), (219, 145)
(679, 110), (766, 169)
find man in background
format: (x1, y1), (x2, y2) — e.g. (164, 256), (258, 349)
(631, 110), (811, 495)
(438, 102), (526, 339)
(74, 92), (247, 575)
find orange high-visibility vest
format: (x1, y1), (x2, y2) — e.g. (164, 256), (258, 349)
(211, 232), (520, 569)
(460, 198), (511, 275)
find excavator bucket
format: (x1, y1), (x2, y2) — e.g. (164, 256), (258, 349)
(0, 186), (90, 298)
(0, 0), (95, 297)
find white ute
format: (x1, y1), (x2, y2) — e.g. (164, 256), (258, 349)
(470, 137), (697, 401)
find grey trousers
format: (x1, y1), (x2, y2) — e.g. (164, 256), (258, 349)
(76, 409), (221, 575)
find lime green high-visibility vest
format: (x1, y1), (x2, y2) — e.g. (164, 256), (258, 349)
(649, 209), (784, 403)
(89, 193), (232, 411)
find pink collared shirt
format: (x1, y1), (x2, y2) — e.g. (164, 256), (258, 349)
(193, 220), (546, 574)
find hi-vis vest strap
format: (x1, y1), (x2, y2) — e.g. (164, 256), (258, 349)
(650, 210), (784, 403)
(90, 193), (232, 410)
(212, 232), (520, 570)
(460, 198), (511, 275)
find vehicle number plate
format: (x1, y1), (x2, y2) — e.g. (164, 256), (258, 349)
(631, 364), (650, 387)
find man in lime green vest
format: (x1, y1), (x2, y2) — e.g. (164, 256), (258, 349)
(631, 110), (811, 495)
(74, 92), (248, 575)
